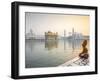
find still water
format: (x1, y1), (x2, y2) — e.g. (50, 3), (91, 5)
(25, 39), (89, 68)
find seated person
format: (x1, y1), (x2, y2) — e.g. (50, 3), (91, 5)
(79, 40), (89, 59)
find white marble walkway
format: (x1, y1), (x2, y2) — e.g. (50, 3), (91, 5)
(59, 57), (89, 67)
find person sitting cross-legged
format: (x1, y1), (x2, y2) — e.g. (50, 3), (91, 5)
(79, 40), (89, 61)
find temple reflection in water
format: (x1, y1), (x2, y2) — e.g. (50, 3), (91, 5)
(45, 40), (58, 50)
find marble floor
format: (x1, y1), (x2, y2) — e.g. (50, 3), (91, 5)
(59, 57), (89, 67)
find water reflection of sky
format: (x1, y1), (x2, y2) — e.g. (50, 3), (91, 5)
(25, 39), (89, 68)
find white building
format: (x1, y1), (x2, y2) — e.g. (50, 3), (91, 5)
(25, 29), (34, 39)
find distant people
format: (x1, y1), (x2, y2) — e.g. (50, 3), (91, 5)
(79, 40), (89, 59)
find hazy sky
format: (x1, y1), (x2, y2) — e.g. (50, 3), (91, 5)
(25, 12), (90, 36)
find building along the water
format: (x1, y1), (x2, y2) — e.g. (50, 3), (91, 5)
(45, 31), (58, 40)
(67, 28), (89, 40)
(25, 29), (35, 39)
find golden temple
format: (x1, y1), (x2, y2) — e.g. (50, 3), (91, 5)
(45, 31), (58, 40)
